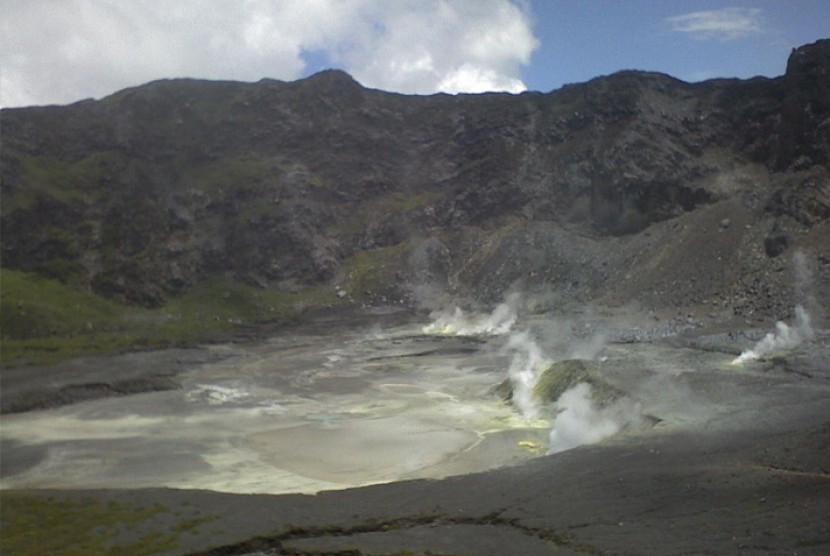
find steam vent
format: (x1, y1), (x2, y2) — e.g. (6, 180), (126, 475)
(2, 39), (829, 556)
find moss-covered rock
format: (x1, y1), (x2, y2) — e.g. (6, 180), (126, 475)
(493, 359), (623, 409)
(340, 241), (411, 302)
(533, 359), (623, 407)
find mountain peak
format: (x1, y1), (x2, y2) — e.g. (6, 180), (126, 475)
(303, 69), (363, 88)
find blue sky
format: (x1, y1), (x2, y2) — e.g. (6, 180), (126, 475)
(1, 0), (828, 107)
(523, 0), (830, 91)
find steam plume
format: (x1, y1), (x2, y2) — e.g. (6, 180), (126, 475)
(505, 330), (548, 419)
(731, 305), (813, 364)
(422, 293), (520, 335)
(547, 383), (642, 454)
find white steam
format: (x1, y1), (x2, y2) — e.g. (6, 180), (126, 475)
(505, 330), (549, 419)
(425, 299), (646, 451)
(187, 383), (251, 405)
(547, 383), (641, 454)
(732, 305), (813, 365)
(422, 293), (520, 336)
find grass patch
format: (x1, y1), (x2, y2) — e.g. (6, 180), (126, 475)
(0, 492), (216, 556)
(162, 275), (341, 327)
(0, 269), (344, 365)
(1, 268), (132, 339)
(337, 191), (443, 238)
(2, 152), (133, 216)
(184, 154), (280, 196)
(341, 242), (411, 299)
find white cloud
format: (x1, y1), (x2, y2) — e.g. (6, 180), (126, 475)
(665, 7), (764, 41)
(437, 65), (526, 94)
(343, 0), (538, 95)
(0, 0), (538, 107)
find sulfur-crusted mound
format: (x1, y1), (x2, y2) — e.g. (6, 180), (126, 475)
(533, 359), (623, 407)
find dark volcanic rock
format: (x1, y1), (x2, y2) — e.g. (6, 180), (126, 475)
(1, 376), (180, 414)
(1, 40), (828, 314)
(765, 221), (794, 257)
(778, 39), (830, 170)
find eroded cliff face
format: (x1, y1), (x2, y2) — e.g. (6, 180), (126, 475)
(1, 40), (828, 314)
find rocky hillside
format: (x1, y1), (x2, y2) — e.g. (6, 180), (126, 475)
(2, 40), (828, 335)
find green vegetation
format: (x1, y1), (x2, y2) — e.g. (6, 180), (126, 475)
(341, 241), (411, 299)
(338, 191), (443, 238)
(0, 492), (216, 556)
(186, 154), (279, 196)
(1, 269), (130, 339)
(163, 275), (340, 326)
(0, 268), (343, 365)
(2, 152), (132, 216)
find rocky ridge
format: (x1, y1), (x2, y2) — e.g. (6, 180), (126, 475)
(1, 40), (828, 325)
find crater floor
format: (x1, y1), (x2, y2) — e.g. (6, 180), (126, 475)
(2, 308), (829, 555)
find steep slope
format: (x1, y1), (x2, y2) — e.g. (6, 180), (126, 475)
(1, 41), (828, 325)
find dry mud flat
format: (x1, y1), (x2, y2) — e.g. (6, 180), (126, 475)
(2, 308), (830, 555)
(1, 310), (550, 494)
